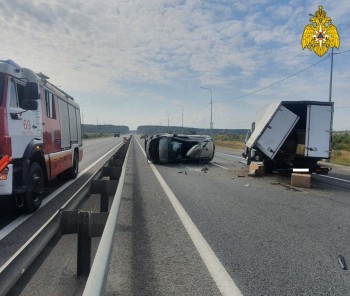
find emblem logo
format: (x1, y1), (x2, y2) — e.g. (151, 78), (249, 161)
(301, 6), (340, 57)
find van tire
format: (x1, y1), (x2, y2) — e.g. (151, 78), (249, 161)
(24, 162), (44, 213)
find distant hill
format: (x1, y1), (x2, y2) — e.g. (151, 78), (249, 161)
(82, 124), (129, 135)
(136, 125), (248, 136)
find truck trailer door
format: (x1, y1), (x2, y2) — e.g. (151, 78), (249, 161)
(255, 105), (299, 159)
(305, 104), (332, 158)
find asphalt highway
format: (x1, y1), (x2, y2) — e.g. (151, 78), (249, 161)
(128, 137), (350, 296)
(1, 136), (350, 296)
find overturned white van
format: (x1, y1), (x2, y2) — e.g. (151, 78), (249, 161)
(243, 101), (333, 173)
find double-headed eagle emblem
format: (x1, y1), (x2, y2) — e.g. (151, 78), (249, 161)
(301, 6), (340, 57)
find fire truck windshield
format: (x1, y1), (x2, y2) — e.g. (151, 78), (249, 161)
(0, 74), (3, 105)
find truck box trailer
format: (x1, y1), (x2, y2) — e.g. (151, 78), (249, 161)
(243, 101), (333, 173)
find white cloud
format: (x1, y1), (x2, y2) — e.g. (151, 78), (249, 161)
(0, 0), (349, 130)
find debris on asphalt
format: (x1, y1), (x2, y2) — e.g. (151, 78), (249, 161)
(201, 165), (209, 173)
(238, 175), (246, 178)
(248, 170), (258, 177)
(178, 171), (187, 175)
(244, 184), (250, 187)
(338, 255), (347, 270)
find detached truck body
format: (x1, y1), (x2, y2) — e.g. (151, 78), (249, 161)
(0, 60), (83, 212)
(243, 100), (333, 173)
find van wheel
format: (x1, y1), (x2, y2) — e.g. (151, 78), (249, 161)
(24, 162), (44, 213)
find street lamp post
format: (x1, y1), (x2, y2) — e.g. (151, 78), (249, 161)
(176, 104), (184, 134)
(200, 87), (213, 134)
(167, 112), (169, 133)
(329, 47), (334, 103)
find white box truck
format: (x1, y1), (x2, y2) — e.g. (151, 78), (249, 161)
(243, 101), (333, 173)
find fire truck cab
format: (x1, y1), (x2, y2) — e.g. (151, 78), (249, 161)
(0, 60), (83, 212)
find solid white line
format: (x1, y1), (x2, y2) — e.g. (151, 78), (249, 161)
(135, 139), (242, 296)
(314, 173), (350, 184)
(136, 138), (147, 157)
(216, 152), (244, 160)
(212, 162), (229, 170)
(0, 143), (122, 241)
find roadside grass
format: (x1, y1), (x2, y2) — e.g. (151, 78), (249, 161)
(331, 150), (350, 166)
(213, 134), (245, 150)
(214, 140), (245, 150)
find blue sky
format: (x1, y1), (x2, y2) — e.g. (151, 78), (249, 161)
(1, 0), (349, 130)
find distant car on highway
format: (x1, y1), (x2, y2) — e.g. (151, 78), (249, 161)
(145, 134), (215, 164)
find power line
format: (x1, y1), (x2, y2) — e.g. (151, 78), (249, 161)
(214, 48), (350, 104)
(215, 54), (331, 104)
(192, 48), (350, 116)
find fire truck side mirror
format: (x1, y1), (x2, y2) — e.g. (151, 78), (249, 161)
(25, 82), (39, 101)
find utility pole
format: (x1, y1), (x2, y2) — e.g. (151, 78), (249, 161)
(200, 87), (213, 134)
(329, 47), (334, 102)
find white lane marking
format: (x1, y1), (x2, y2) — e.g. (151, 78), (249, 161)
(314, 173), (350, 184)
(216, 152), (244, 160)
(136, 139), (147, 158)
(135, 139), (243, 296)
(212, 162), (229, 170)
(0, 143), (122, 241)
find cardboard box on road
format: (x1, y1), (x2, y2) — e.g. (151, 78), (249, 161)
(249, 162), (265, 176)
(291, 173), (311, 188)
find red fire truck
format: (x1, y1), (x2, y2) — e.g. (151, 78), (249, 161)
(0, 60), (83, 212)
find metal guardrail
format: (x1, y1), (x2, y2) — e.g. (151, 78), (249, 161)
(0, 139), (129, 296)
(82, 136), (131, 296)
(0, 175), (96, 296)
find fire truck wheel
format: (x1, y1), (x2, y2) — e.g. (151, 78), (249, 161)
(73, 151), (79, 178)
(58, 151), (78, 180)
(24, 162), (45, 213)
(67, 151), (79, 179)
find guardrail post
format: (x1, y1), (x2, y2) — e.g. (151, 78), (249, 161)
(60, 210), (109, 277)
(102, 166), (122, 180)
(90, 179), (118, 212)
(77, 211), (91, 276)
(100, 179), (109, 212)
